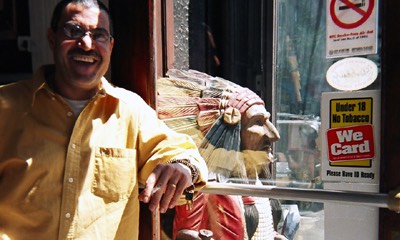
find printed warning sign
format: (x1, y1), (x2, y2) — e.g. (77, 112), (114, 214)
(328, 97), (374, 167)
(327, 124), (375, 162)
(321, 90), (380, 183)
(326, 0), (378, 58)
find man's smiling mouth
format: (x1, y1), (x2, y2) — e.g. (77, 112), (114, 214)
(73, 55), (98, 63)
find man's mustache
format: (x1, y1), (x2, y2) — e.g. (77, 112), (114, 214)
(68, 49), (100, 59)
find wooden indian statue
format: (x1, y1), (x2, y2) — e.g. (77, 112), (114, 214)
(157, 69), (287, 240)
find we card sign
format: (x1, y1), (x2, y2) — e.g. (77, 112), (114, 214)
(327, 124), (375, 162)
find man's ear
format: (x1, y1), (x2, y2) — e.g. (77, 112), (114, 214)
(109, 37), (115, 51)
(47, 28), (56, 50)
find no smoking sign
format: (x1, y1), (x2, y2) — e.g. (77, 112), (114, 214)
(326, 0), (378, 58)
(330, 0), (375, 29)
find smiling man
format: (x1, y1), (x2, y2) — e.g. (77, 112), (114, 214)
(48, 0), (113, 101)
(0, 1), (207, 239)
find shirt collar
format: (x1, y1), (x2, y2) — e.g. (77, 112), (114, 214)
(32, 65), (54, 91)
(31, 65), (55, 106)
(99, 77), (121, 99)
(31, 65), (114, 102)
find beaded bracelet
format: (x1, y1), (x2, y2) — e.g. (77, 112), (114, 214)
(168, 158), (199, 183)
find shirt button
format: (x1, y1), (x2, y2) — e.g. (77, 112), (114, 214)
(51, 97), (56, 101)
(103, 148), (110, 156)
(65, 213), (71, 219)
(71, 144), (76, 149)
(68, 178), (74, 183)
(67, 112), (73, 117)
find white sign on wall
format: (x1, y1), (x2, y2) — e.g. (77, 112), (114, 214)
(321, 90), (380, 184)
(326, 0), (378, 58)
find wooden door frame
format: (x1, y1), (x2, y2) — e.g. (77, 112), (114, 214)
(109, 1), (173, 239)
(109, 0), (173, 108)
(110, 0), (159, 108)
(380, 0), (400, 239)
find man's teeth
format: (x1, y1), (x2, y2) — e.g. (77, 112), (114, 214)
(73, 55), (96, 63)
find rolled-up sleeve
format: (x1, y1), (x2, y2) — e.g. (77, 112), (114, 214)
(134, 99), (208, 187)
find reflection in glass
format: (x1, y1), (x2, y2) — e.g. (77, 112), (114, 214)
(159, 0), (380, 239)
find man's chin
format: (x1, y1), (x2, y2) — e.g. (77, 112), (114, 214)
(66, 74), (101, 92)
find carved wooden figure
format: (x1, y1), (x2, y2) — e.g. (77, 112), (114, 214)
(158, 69), (285, 240)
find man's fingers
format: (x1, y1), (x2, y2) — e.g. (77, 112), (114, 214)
(157, 184), (174, 213)
(147, 164), (176, 212)
(167, 181), (186, 209)
(140, 163), (192, 213)
(139, 165), (170, 209)
(138, 172), (157, 203)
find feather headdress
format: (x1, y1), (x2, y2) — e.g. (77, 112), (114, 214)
(158, 69), (280, 240)
(157, 69), (269, 182)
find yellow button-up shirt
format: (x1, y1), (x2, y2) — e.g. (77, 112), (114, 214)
(0, 65), (208, 240)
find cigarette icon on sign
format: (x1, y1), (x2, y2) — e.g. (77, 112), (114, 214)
(339, 0), (365, 11)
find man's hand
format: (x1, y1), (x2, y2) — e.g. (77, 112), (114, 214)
(138, 163), (192, 213)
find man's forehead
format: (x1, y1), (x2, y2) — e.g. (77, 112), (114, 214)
(61, 3), (108, 27)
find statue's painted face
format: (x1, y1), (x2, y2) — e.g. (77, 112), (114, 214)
(240, 104), (280, 169)
(240, 104), (280, 152)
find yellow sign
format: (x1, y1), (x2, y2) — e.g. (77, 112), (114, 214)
(329, 97), (373, 167)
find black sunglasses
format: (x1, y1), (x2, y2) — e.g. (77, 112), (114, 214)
(63, 23), (112, 43)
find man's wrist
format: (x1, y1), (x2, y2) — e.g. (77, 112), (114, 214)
(167, 159), (199, 183)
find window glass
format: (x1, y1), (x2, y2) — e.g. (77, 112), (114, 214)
(273, 1), (381, 239)
(158, 0), (381, 239)
(274, 0), (380, 201)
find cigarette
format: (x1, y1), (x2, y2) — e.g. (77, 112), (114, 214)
(152, 186), (161, 195)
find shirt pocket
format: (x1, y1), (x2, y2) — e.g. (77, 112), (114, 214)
(93, 147), (137, 202)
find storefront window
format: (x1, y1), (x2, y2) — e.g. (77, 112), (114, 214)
(158, 0), (382, 239)
(275, 0), (381, 237)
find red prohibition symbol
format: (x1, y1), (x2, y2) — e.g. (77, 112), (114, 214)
(330, 0), (375, 29)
